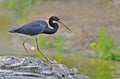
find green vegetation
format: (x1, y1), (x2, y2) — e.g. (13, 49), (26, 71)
(46, 52), (116, 79)
(56, 36), (64, 51)
(0, 0), (119, 79)
(54, 53), (63, 63)
(96, 60), (113, 79)
(90, 27), (120, 61)
(37, 35), (64, 52)
(38, 35), (53, 48)
(0, 0), (44, 17)
(0, 0), (46, 26)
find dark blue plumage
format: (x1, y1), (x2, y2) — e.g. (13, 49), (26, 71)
(9, 20), (47, 35)
(9, 16), (68, 36)
(9, 16), (71, 63)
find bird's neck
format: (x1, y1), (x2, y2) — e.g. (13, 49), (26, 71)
(43, 18), (59, 34)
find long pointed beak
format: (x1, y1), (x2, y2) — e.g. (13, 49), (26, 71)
(57, 20), (71, 31)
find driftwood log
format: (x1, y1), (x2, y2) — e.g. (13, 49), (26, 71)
(0, 56), (89, 79)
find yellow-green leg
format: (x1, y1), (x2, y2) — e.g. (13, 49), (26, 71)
(22, 38), (30, 56)
(35, 37), (51, 64)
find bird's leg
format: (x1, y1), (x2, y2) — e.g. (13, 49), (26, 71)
(35, 37), (51, 63)
(22, 38), (30, 56)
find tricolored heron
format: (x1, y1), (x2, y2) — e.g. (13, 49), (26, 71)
(9, 16), (71, 63)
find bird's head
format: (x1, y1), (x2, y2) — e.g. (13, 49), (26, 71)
(51, 16), (71, 31)
(51, 16), (60, 21)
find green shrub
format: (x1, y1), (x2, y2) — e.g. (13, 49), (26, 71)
(56, 36), (64, 52)
(96, 60), (113, 79)
(37, 35), (56, 49)
(91, 27), (120, 61)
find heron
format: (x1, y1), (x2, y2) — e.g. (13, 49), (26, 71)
(9, 16), (71, 63)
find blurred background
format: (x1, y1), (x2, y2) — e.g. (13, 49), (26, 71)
(0, 0), (120, 79)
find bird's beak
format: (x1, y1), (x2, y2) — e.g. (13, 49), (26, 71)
(57, 20), (71, 31)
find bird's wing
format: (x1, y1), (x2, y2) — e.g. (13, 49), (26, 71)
(15, 20), (48, 35)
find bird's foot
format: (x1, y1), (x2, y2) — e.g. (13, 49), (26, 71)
(42, 58), (58, 64)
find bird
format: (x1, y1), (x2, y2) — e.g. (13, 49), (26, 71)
(9, 16), (71, 63)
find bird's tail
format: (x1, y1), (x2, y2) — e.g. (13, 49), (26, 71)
(9, 28), (17, 33)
